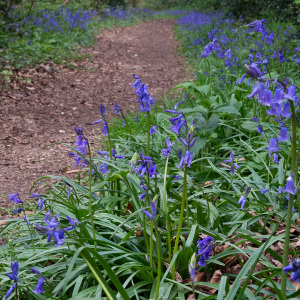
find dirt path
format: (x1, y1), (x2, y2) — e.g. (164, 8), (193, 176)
(0, 19), (188, 212)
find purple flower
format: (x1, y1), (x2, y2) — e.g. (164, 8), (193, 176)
(92, 118), (103, 125)
(142, 199), (157, 220)
(281, 102), (291, 118)
(31, 268), (41, 275)
(135, 152), (157, 178)
(171, 174), (180, 183)
(132, 74), (155, 112)
(177, 148), (182, 159)
(285, 175), (296, 195)
(244, 63), (261, 79)
(150, 125), (157, 134)
(5, 282), (16, 299)
(262, 89), (272, 106)
(248, 83), (264, 99)
(97, 150), (108, 155)
(113, 104), (120, 114)
(283, 259), (300, 283)
(267, 138), (279, 155)
(278, 127), (289, 142)
(170, 117), (186, 135)
(9, 193), (23, 204)
(13, 208), (24, 214)
(161, 137), (175, 158)
(260, 188), (269, 194)
(6, 261), (19, 283)
(111, 148), (124, 159)
(224, 151), (240, 174)
(197, 236), (214, 267)
(34, 213), (67, 247)
(238, 195), (246, 210)
(102, 121), (108, 136)
(99, 104), (105, 116)
(252, 117), (259, 122)
(274, 153), (279, 163)
(34, 276), (45, 294)
(23, 216), (31, 225)
(179, 132), (197, 150)
(69, 127), (88, 167)
(65, 215), (81, 231)
(177, 150), (193, 168)
(257, 125), (263, 134)
(133, 115), (139, 122)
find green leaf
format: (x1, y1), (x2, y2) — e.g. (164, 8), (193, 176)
(213, 105), (241, 115)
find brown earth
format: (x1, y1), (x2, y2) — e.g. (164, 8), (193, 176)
(0, 18), (189, 214)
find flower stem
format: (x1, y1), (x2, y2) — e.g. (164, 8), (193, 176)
(147, 111), (150, 156)
(281, 100), (298, 298)
(172, 166), (187, 280)
(87, 142), (96, 252)
(154, 220), (162, 300)
(163, 158), (172, 264)
(150, 220), (154, 277)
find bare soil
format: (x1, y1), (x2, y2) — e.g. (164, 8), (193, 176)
(0, 19), (188, 213)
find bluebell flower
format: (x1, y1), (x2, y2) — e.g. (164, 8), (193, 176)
(262, 89), (272, 106)
(31, 268), (41, 274)
(69, 127), (88, 167)
(135, 152), (157, 178)
(142, 198), (157, 220)
(30, 193), (45, 210)
(177, 148), (182, 159)
(13, 208), (24, 214)
(238, 186), (251, 210)
(150, 125), (157, 134)
(23, 216), (31, 225)
(224, 151), (240, 174)
(177, 150), (193, 168)
(170, 117), (186, 135)
(274, 153), (279, 163)
(133, 115), (139, 122)
(278, 127), (289, 142)
(34, 276), (45, 294)
(244, 63), (261, 79)
(281, 102), (291, 118)
(171, 174), (180, 183)
(102, 121), (108, 136)
(65, 215), (81, 231)
(248, 83), (264, 99)
(238, 196), (246, 210)
(5, 282), (17, 299)
(260, 188), (269, 194)
(283, 259), (300, 283)
(252, 117), (259, 122)
(34, 212), (80, 247)
(6, 261), (19, 282)
(113, 104), (120, 114)
(268, 103), (282, 116)
(111, 148), (124, 159)
(197, 236), (214, 267)
(285, 175), (296, 195)
(99, 104), (105, 116)
(257, 125), (263, 134)
(179, 130), (197, 150)
(188, 253), (197, 282)
(161, 137), (175, 158)
(9, 193), (23, 204)
(267, 138), (279, 156)
(132, 74), (155, 112)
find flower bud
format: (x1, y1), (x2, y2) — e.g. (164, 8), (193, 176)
(244, 63), (261, 79)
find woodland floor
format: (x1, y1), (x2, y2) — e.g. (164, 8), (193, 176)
(0, 19), (189, 215)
